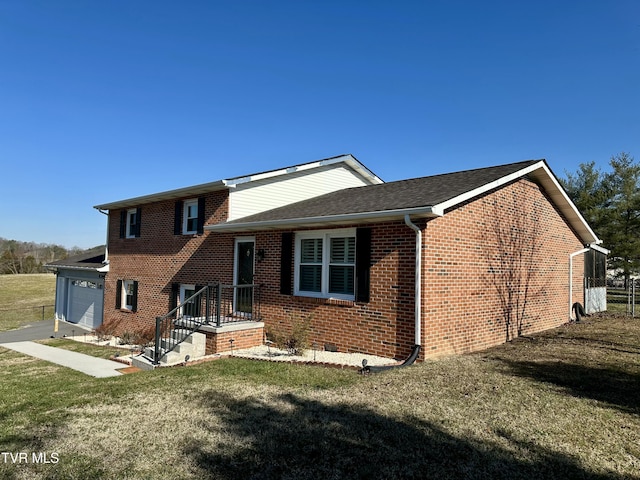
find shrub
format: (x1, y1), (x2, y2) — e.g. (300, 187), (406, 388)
(268, 314), (312, 356)
(133, 324), (156, 348)
(118, 331), (136, 346)
(92, 320), (119, 342)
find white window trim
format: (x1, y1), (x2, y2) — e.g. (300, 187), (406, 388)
(179, 284), (196, 317)
(183, 199), (198, 234)
(125, 208), (137, 238)
(122, 280), (136, 310)
(294, 228), (356, 300)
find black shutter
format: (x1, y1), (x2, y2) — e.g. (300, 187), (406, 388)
(174, 201), (183, 235)
(355, 227), (372, 303)
(115, 280), (122, 309)
(170, 283), (179, 310)
(119, 211), (126, 238)
(131, 281), (139, 312)
(280, 232), (293, 295)
(197, 197), (206, 234)
(135, 208), (142, 237)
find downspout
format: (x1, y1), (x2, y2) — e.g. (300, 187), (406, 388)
(361, 215), (422, 373)
(569, 247), (589, 320)
(405, 214), (422, 349)
(97, 209), (109, 265)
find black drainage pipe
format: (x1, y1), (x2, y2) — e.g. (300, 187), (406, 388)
(360, 345), (421, 374)
(572, 302), (587, 322)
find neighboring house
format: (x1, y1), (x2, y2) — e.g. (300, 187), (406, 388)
(90, 154), (604, 365)
(45, 249), (108, 329)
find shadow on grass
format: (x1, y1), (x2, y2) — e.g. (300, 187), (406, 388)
(557, 335), (640, 356)
(498, 360), (640, 415)
(187, 391), (629, 480)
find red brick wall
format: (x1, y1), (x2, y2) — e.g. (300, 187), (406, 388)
(256, 223), (417, 360)
(103, 178), (586, 362)
(103, 190), (236, 335)
(205, 327), (264, 355)
(420, 179), (584, 357)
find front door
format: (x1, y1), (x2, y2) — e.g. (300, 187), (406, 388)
(234, 238), (255, 315)
(179, 284), (196, 318)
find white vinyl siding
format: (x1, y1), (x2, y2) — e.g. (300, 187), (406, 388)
(228, 164), (371, 221)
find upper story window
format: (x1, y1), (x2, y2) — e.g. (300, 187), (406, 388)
(119, 208), (141, 238)
(183, 199), (199, 234)
(126, 209), (139, 238)
(174, 198), (205, 235)
(294, 229), (356, 300)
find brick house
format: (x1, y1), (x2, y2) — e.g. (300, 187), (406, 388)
(92, 154), (603, 365)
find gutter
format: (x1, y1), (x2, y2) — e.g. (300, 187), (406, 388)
(206, 206), (442, 232)
(361, 215), (422, 373)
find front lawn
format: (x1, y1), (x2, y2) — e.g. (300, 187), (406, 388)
(0, 273), (56, 332)
(0, 313), (638, 479)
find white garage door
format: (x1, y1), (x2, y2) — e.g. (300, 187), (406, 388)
(68, 279), (103, 328)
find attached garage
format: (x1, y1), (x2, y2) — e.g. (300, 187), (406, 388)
(46, 250), (107, 330)
(67, 278), (103, 328)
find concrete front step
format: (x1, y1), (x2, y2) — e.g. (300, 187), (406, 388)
(139, 331), (207, 368)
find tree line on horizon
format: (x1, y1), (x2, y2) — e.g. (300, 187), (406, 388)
(560, 152), (639, 287)
(0, 238), (104, 275)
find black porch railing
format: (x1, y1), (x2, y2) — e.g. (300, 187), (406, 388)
(154, 283), (261, 364)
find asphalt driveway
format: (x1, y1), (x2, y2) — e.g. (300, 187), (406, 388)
(0, 320), (125, 378)
(0, 319), (90, 343)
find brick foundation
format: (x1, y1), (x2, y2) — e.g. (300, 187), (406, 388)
(201, 323), (265, 354)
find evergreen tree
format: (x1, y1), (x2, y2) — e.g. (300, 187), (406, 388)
(602, 153), (640, 286)
(562, 152), (640, 287)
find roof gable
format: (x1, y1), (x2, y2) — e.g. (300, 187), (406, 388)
(93, 154), (382, 211)
(207, 159), (600, 246)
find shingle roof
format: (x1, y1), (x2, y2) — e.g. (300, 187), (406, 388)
(45, 249), (106, 271)
(212, 159), (541, 226)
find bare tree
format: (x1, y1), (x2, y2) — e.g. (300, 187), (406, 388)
(484, 191), (542, 341)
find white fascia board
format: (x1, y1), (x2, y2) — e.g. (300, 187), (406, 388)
(93, 180), (228, 210)
(225, 154), (383, 187)
(590, 244), (610, 255)
(342, 157), (384, 184)
(45, 264), (109, 273)
(531, 162), (601, 245)
(433, 161), (601, 245)
(205, 206), (442, 232)
(434, 161), (548, 212)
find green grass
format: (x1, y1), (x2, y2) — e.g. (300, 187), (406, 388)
(39, 338), (129, 360)
(0, 273), (56, 331)
(1, 313), (639, 479)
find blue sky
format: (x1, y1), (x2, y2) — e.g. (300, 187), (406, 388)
(1, 0), (638, 249)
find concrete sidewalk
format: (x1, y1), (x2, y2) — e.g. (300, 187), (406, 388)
(0, 341), (124, 378)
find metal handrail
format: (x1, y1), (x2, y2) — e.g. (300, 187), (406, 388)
(153, 283), (261, 364)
